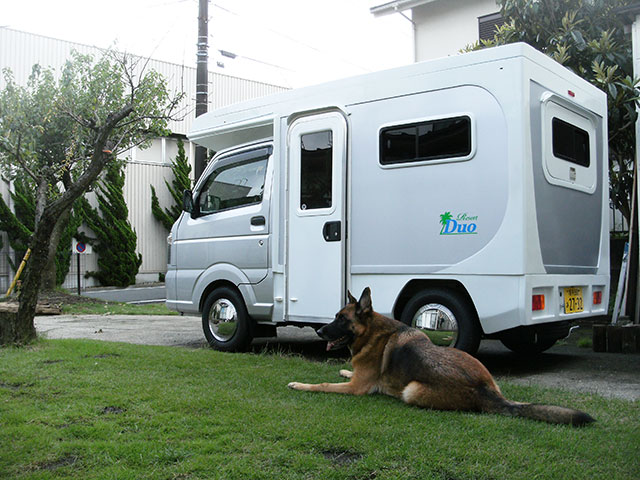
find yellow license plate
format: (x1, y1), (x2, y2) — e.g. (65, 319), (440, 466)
(564, 287), (584, 314)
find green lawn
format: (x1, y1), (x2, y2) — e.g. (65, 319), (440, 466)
(0, 339), (638, 480)
(60, 300), (178, 316)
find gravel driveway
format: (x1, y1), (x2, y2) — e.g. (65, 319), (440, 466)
(35, 314), (640, 401)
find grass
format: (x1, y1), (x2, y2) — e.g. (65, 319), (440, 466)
(1, 340), (639, 480)
(59, 300), (178, 316)
(577, 337), (593, 349)
(2, 290), (178, 316)
(8, 288), (180, 316)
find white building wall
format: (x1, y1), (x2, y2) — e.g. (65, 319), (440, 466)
(0, 27), (287, 289)
(412, 0), (499, 61)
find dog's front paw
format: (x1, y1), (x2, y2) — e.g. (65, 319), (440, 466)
(288, 382), (302, 390)
(339, 369), (353, 379)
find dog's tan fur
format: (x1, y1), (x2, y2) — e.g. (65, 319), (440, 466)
(288, 288), (594, 426)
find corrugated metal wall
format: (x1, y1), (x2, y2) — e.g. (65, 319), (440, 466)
(0, 27), (286, 289)
(0, 27), (286, 135)
(124, 145), (176, 278)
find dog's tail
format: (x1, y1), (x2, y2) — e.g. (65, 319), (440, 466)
(481, 388), (595, 427)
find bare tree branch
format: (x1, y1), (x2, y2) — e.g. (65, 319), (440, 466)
(0, 134), (39, 182)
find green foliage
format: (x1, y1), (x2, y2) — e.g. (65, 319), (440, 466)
(79, 161), (142, 287)
(468, 0), (639, 223)
(0, 50), (180, 254)
(151, 137), (191, 230)
(0, 179), (32, 255)
(0, 178), (80, 284)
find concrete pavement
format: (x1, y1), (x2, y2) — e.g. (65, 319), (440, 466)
(35, 314), (321, 349)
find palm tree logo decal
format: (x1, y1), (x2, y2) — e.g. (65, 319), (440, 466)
(439, 211), (453, 234)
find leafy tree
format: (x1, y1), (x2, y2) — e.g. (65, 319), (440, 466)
(151, 137), (191, 230)
(0, 51), (181, 345)
(470, 0), (638, 224)
(79, 161), (142, 287)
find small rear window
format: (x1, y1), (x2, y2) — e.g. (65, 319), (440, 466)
(552, 117), (590, 167)
(380, 116), (471, 165)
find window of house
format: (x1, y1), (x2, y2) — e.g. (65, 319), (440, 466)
(380, 116), (472, 165)
(478, 12), (506, 41)
(552, 117), (590, 167)
(300, 130), (333, 210)
(198, 153), (268, 216)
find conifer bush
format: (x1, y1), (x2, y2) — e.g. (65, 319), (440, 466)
(79, 161), (142, 287)
(151, 137), (192, 231)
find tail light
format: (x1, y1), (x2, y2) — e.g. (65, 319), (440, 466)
(593, 291), (602, 305)
(532, 294), (545, 311)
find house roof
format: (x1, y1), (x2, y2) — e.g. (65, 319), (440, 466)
(369, 0), (438, 17)
(616, 2), (640, 23)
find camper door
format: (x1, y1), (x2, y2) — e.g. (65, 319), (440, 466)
(287, 112), (347, 323)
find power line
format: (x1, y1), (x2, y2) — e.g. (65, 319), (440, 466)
(211, 2), (371, 73)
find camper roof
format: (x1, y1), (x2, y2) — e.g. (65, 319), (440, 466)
(189, 42), (603, 151)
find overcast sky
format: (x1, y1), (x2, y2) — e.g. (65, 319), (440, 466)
(2, 0), (413, 87)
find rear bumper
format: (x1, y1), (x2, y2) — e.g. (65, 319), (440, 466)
(525, 274), (609, 325)
(469, 273), (609, 335)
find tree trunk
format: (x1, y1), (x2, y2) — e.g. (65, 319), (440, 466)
(6, 210), (59, 345)
(40, 209), (70, 291)
(0, 311), (30, 345)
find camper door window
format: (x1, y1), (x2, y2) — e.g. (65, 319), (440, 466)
(197, 155), (268, 215)
(380, 116), (471, 165)
(300, 130), (333, 210)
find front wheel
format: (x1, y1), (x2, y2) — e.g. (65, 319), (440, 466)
(400, 288), (481, 355)
(202, 287), (253, 352)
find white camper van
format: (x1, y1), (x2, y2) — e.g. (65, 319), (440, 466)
(166, 43), (610, 355)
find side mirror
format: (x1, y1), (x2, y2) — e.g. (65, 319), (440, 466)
(182, 189), (195, 214)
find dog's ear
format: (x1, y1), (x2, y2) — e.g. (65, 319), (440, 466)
(347, 290), (357, 304)
(356, 287), (372, 316)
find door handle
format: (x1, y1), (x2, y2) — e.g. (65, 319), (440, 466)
(251, 216), (266, 226)
(323, 221), (341, 242)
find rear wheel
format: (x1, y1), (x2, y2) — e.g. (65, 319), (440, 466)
(202, 287), (253, 352)
(400, 288), (481, 355)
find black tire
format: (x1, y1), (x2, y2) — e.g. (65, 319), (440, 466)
(400, 288), (481, 355)
(500, 336), (557, 355)
(201, 287), (253, 352)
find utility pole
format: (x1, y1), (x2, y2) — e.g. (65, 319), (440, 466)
(195, 0), (209, 182)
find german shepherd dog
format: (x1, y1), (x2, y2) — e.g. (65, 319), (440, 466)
(288, 288), (595, 426)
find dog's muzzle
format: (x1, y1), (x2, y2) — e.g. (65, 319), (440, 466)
(317, 325), (351, 351)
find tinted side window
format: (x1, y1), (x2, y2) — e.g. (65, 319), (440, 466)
(552, 117), (590, 167)
(300, 130), (332, 210)
(380, 116), (471, 165)
(198, 156), (267, 215)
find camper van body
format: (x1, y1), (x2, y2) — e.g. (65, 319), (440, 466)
(166, 43), (610, 354)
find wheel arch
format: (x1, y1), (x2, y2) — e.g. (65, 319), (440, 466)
(393, 279), (484, 334)
(193, 263), (253, 313)
(198, 279), (242, 312)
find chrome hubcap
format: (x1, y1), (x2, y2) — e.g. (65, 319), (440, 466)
(411, 303), (458, 347)
(208, 299), (238, 342)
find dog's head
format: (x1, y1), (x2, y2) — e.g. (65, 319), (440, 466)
(317, 287), (373, 351)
